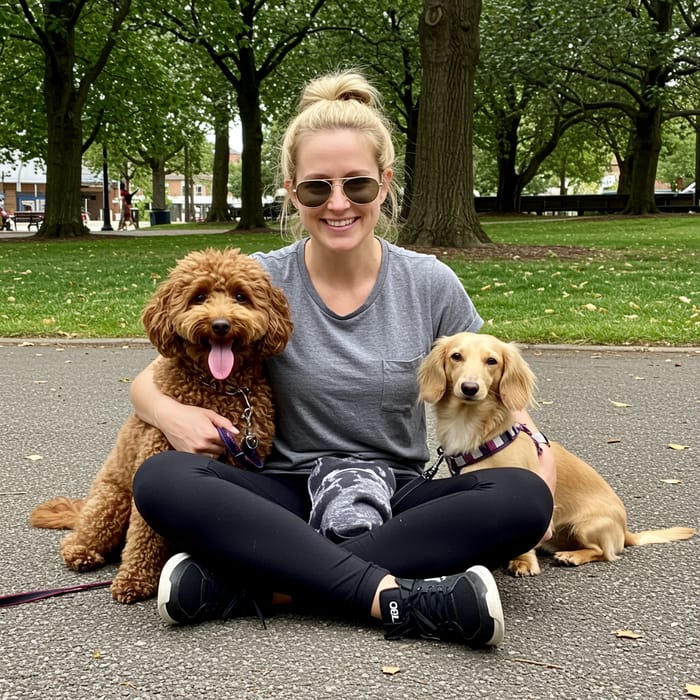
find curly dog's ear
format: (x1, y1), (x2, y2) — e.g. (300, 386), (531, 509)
(418, 339), (450, 404)
(498, 342), (536, 411)
(260, 285), (294, 356)
(141, 277), (180, 357)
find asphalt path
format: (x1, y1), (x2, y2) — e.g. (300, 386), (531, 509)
(1, 340), (698, 700)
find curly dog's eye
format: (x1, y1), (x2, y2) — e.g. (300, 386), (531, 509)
(486, 356), (498, 366)
(234, 292), (248, 303)
(192, 292), (207, 305)
(450, 352), (463, 362)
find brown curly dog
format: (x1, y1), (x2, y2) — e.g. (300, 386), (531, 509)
(30, 247), (293, 603)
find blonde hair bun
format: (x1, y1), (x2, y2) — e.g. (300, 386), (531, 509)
(297, 72), (381, 113)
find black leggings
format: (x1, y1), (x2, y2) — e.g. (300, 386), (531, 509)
(133, 452), (553, 618)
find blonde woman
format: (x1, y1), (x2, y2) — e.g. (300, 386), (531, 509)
(131, 71), (554, 647)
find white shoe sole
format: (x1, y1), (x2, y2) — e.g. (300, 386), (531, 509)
(467, 565), (505, 646)
(157, 551), (192, 625)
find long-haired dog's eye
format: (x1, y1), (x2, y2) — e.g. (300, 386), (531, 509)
(486, 356), (498, 366)
(450, 352), (463, 362)
(192, 292), (207, 305)
(234, 292), (249, 303)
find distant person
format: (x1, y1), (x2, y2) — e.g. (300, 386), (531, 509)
(0, 203), (11, 231)
(119, 182), (139, 230)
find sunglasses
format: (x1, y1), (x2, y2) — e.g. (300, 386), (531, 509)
(293, 176), (382, 208)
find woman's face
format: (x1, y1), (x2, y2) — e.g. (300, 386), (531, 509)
(286, 129), (392, 253)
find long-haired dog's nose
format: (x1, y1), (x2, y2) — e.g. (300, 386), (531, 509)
(211, 319), (231, 336)
(460, 381), (480, 397)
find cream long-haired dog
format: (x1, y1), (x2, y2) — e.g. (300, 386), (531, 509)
(30, 248), (293, 602)
(418, 332), (695, 576)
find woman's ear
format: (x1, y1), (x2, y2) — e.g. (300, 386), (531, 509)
(284, 180), (299, 209)
(379, 168), (393, 205)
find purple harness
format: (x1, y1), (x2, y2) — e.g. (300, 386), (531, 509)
(443, 423), (543, 476)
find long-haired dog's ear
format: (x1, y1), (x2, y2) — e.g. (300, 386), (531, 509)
(141, 279), (179, 357)
(260, 285), (294, 356)
(418, 340), (449, 404)
(498, 342), (536, 411)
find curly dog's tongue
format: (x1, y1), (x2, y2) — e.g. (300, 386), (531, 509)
(208, 339), (235, 380)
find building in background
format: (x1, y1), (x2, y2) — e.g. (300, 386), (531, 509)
(0, 156), (121, 222)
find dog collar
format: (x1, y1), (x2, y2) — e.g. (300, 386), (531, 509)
(443, 423), (545, 476)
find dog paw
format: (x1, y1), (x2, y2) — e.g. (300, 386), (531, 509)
(507, 549), (541, 576)
(507, 558), (541, 577)
(60, 543), (106, 571)
(111, 572), (157, 604)
(552, 551), (580, 566)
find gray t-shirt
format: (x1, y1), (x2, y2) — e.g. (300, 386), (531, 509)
(254, 238), (482, 476)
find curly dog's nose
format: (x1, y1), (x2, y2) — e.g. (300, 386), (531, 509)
(460, 381), (480, 397)
(211, 319), (232, 336)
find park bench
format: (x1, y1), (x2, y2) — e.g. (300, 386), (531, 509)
(11, 211), (45, 230)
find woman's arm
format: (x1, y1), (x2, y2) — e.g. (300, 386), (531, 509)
(513, 408), (556, 545)
(130, 359), (235, 455)
(512, 408), (556, 496)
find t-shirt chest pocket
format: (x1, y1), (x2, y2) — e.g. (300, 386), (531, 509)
(380, 356), (425, 413)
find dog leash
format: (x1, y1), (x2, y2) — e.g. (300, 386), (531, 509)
(0, 580), (112, 608)
(199, 382), (264, 470)
(390, 449), (444, 510)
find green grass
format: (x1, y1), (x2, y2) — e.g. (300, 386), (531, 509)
(1, 215), (698, 346)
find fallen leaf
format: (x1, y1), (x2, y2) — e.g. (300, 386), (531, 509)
(686, 684), (700, 698)
(25, 454), (44, 462)
(118, 377), (132, 383)
(661, 478), (682, 484)
(616, 629), (642, 639)
(668, 443), (690, 451)
(610, 400), (632, 408)
(382, 666), (400, 676)
(607, 438), (622, 444)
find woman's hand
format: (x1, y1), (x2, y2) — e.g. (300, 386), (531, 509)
(130, 359), (236, 457)
(154, 399), (235, 456)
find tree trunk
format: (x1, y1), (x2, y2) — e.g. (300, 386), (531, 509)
(36, 14), (86, 238)
(623, 1), (671, 215)
(400, 0), (490, 247)
(623, 106), (662, 214)
(495, 110), (522, 212)
(235, 56), (266, 231)
(207, 100), (233, 222)
(149, 156), (168, 210)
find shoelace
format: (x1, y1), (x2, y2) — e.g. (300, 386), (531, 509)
(403, 579), (462, 638)
(205, 579), (268, 630)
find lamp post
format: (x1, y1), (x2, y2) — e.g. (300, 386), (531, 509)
(101, 144), (114, 231)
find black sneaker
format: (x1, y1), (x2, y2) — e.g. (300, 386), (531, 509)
(157, 552), (266, 626)
(379, 565), (504, 647)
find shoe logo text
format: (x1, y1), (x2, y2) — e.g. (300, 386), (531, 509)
(388, 600), (400, 623)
